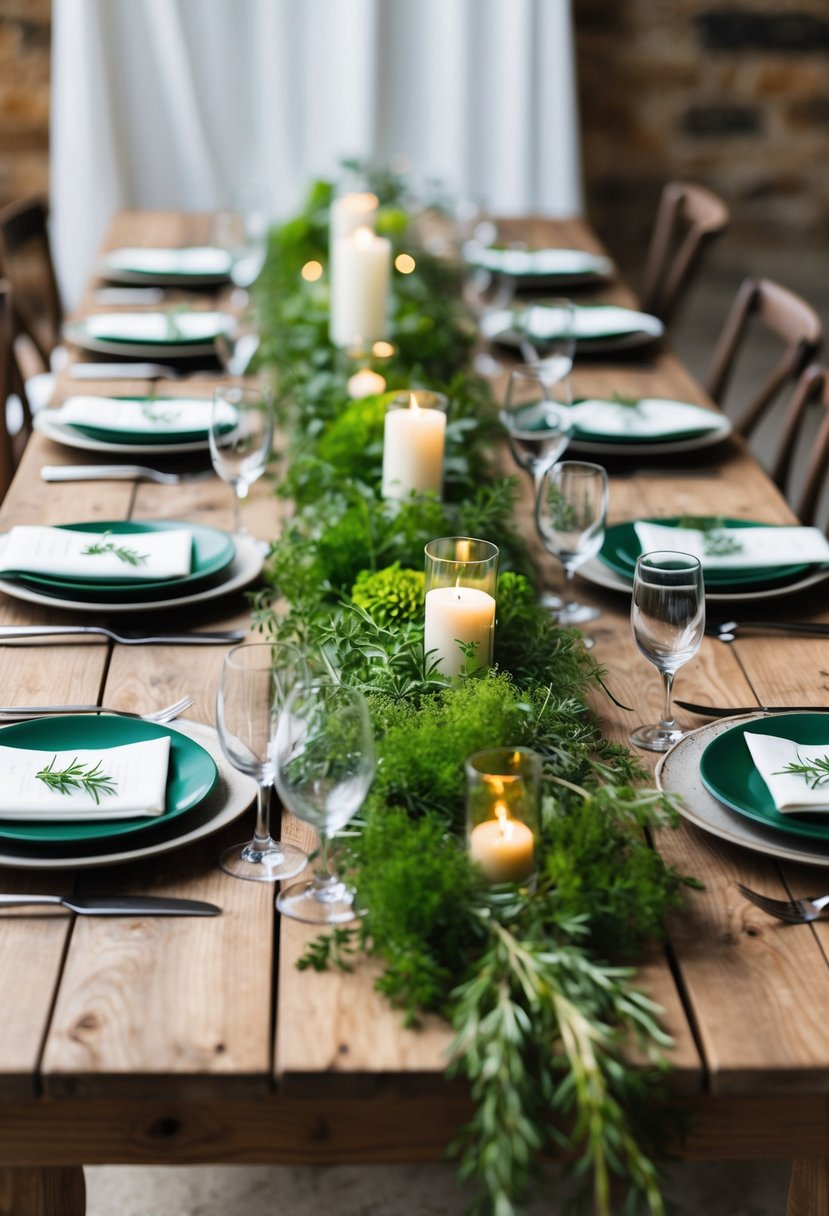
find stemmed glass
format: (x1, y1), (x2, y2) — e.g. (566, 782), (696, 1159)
(535, 460), (608, 624)
(501, 364), (573, 488)
(519, 298), (576, 404)
(209, 384), (273, 536)
(274, 681), (376, 925)
(629, 551), (706, 752)
(216, 642), (308, 882)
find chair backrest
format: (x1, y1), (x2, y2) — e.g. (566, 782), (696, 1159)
(770, 364), (829, 528)
(0, 196), (63, 366)
(0, 281), (21, 501)
(641, 180), (730, 324)
(706, 277), (823, 440)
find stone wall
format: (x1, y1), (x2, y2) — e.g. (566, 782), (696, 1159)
(0, 0), (51, 207)
(574, 1), (829, 274)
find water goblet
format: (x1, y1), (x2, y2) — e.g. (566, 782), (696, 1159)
(519, 297), (576, 404)
(216, 642), (308, 882)
(275, 680), (376, 925)
(629, 551), (706, 752)
(501, 363), (573, 488)
(535, 460), (608, 624)
(209, 383), (273, 536)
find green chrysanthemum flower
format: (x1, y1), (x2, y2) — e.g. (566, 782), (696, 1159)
(351, 562), (425, 626)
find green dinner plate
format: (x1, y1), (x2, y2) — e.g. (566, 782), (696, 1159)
(700, 714), (829, 842)
(0, 716), (217, 844)
(65, 397), (236, 446)
(598, 519), (809, 589)
(5, 520), (235, 598)
(569, 399), (721, 444)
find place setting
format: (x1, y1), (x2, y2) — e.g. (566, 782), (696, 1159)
(97, 244), (235, 287)
(63, 308), (237, 358)
(481, 298), (665, 354)
(462, 238), (614, 288)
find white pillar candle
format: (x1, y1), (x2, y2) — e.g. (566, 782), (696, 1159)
(424, 585), (495, 677)
(469, 802), (536, 883)
(347, 368), (387, 399)
(330, 226), (391, 348)
(330, 192), (379, 245)
(382, 394), (447, 499)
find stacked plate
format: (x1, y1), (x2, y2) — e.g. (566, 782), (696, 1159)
(481, 302), (664, 354)
(0, 717), (257, 869)
(64, 310), (235, 358)
(657, 713), (829, 869)
(581, 516), (829, 605)
(0, 520), (264, 614)
(98, 246), (233, 287)
(36, 394), (225, 455)
(567, 397), (732, 457)
(463, 242), (614, 287)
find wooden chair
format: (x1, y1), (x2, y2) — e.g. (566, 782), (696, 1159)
(0, 195), (63, 371)
(0, 281), (28, 501)
(769, 364), (829, 528)
(641, 180), (730, 324)
(706, 277), (823, 440)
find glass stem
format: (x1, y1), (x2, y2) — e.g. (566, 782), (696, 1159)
(252, 784), (272, 848)
(313, 833), (334, 888)
(560, 562), (575, 610)
(659, 670), (676, 729)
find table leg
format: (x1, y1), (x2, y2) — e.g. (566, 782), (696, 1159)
(787, 1159), (829, 1216)
(0, 1166), (85, 1215)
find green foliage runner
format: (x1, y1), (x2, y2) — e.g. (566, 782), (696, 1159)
(253, 167), (695, 1215)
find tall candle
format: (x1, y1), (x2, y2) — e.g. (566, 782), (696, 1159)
(330, 226), (391, 347)
(382, 393), (447, 499)
(424, 585), (495, 676)
(469, 801), (536, 883)
(329, 192), (379, 245)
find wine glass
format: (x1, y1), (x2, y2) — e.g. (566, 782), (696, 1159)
(209, 384), (273, 536)
(462, 266), (515, 377)
(216, 642), (309, 882)
(535, 460), (608, 624)
(519, 298), (576, 402)
(629, 551), (706, 753)
(501, 364), (573, 488)
(274, 680), (376, 925)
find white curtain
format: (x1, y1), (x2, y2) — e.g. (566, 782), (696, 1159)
(51, 0), (583, 305)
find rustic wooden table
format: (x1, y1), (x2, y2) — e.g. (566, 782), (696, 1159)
(1, 212), (829, 1215)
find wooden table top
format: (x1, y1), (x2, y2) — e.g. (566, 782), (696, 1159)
(3, 210), (829, 1187)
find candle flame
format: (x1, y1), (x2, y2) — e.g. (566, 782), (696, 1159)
(409, 392), (421, 415)
(354, 226), (375, 248)
(456, 539), (472, 562)
(495, 801), (514, 840)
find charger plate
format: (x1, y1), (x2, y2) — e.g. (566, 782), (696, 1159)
(0, 720), (257, 869)
(35, 410), (210, 455)
(655, 713), (829, 867)
(578, 551), (829, 605)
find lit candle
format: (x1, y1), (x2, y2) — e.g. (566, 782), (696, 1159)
(347, 368), (387, 399)
(424, 584), (496, 676)
(329, 192), (379, 244)
(329, 225), (392, 347)
(469, 801), (536, 883)
(382, 393), (447, 499)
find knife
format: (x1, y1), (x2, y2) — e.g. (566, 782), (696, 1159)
(675, 699), (829, 718)
(68, 362), (181, 380)
(0, 894), (220, 916)
(0, 626), (246, 645)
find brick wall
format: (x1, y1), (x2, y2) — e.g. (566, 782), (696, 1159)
(0, 0), (51, 207)
(574, 1), (829, 275)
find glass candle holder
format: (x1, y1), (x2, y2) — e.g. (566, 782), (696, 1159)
(382, 391), (449, 499)
(424, 537), (499, 677)
(466, 747), (541, 886)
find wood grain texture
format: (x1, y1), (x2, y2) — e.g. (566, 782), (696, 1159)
(787, 1159), (829, 1216)
(0, 1166), (85, 1216)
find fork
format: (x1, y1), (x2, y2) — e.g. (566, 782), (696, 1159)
(737, 882), (829, 924)
(713, 620), (829, 642)
(0, 695), (193, 723)
(41, 465), (215, 486)
(0, 626), (246, 645)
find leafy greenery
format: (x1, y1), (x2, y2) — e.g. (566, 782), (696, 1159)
(35, 756), (117, 804)
(253, 168), (696, 1216)
(81, 532), (148, 566)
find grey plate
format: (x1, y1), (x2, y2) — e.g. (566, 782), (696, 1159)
(567, 415), (732, 457)
(578, 553), (829, 605)
(655, 713), (829, 867)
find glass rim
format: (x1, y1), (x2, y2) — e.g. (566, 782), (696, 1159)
(424, 536), (500, 565)
(224, 639), (303, 670)
(385, 389), (449, 413)
(541, 459), (606, 478)
(465, 746), (542, 778)
(213, 383), (273, 405)
(635, 548), (702, 573)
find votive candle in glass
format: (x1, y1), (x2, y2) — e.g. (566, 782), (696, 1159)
(465, 747), (541, 885)
(382, 391), (448, 499)
(424, 537), (499, 677)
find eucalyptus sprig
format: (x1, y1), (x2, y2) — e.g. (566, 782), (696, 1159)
(35, 756), (117, 805)
(81, 532), (149, 567)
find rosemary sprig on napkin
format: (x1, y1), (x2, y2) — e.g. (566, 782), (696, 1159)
(35, 756), (117, 804)
(775, 751), (829, 789)
(674, 516), (745, 557)
(141, 401), (181, 426)
(81, 532), (149, 567)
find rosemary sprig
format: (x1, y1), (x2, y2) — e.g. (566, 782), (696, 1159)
(775, 751), (829, 789)
(611, 392), (643, 410)
(81, 532), (149, 567)
(35, 756), (117, 805)
(141, 401), (181, 426)
(674, 515), (744, 557)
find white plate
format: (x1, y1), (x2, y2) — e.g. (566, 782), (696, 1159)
(578, 553), (829, 605)
(0, 720), (257, 869)
(568, 416), (732, 457)
(0, 535), (263, 614)
(99, 246), (232, 287)
(35, 410), (209, 454)
(482, 304), (664, 353)
(655, 713), (829, 867)
(64, 311), (234, 358)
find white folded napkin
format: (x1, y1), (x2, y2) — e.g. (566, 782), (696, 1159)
(634, 521), (829, 570)
(744, 731), (829, 814)
(56, 396), (236, 435)
(82, 311), (233, 343)
(0, 736), (171, 820)
(524, 305), (663, 341)
(464, 242), (612, 278)
(104, 247), (232, 276)
(0, 525), (193, 581)
(570, 398), (723, 439)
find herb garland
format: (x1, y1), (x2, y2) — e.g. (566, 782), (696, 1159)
(253, 167), (696, 1215)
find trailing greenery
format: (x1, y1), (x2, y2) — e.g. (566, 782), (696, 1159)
(253, 170), (696, 1216)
